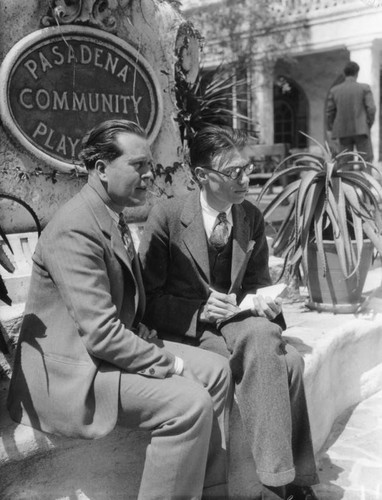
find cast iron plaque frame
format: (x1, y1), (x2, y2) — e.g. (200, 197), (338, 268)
(0, 26), (163, 173)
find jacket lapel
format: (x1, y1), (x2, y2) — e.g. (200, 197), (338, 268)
(230, 203), (253, 291)
(181, 189), (211, 283)
(80, 183), (143, 313)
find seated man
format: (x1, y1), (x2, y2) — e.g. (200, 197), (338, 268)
(139, 126), (320, 500)
(7, 120), (231, 500)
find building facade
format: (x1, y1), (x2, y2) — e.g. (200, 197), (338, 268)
(181, 0), (382, 161)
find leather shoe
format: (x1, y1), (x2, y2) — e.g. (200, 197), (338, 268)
(285, 484), (318, 500)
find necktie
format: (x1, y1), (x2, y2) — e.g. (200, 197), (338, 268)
(118, 213), (135, 260)
(209, 212), (230, 250)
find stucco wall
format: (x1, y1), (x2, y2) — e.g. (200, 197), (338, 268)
(0, 0), (189, 232)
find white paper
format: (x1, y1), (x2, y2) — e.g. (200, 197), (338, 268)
(239, 284), (288, 311)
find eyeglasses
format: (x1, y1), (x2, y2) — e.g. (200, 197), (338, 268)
(201, 163), (254, 180)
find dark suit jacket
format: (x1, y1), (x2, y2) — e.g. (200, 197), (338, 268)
(327, 76), (376, 139)
(8, 176), (176, 439)
(140, 188), (285, 339)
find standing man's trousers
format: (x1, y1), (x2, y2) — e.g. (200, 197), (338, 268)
(198, 316), (319, 488)
(118, 341), (231, 500)
(339, 134), (374, 165)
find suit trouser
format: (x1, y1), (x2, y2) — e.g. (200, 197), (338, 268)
(198, 316), (319, 488)
(339, 134), (373, 164)
(117, 340), (231, 500)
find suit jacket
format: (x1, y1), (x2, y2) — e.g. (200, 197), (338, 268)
(7, 176), (176, 439)
(139, 188), (285, 339)
(327, 76), (376, 139)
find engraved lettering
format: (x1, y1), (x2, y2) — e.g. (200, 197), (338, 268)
(94, 48), (104, 68)
(105, 52), (119, 74)
(131, 96), (143, 115)
(56, 134), (67, 155)
(44, 128), (55, 150)
(51, 45), (64, 65)
(36, 89), (50, 110)
(117, 64), (129, 83)
(32, 121), (48, 139)
(67, 45), (77, 63)
(73, 92), (88, 111)
(19, 88), (33, 109)
(120, 95), (130, 114)
(24, 59), (38, 80)
(101, 94), (113, 113)
(67, 136), (80, 157)
(39, 52), (53, 73)
(88, 93), (100, 112)
(80, 44), (92, 64)
(52, 91), (69, 111)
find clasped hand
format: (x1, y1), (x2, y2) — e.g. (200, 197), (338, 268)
(134, 322), (158, 340)
(250, 294), (282, 320)
(200, 288), (282, 324)
(199, 289), (239, 323)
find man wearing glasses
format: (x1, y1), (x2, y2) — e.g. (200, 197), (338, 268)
(139, 126), (319, 500)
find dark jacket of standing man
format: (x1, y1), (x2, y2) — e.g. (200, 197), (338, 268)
(140, 126), (320, 500)
(7, 120), (231, 500)
(327, 60), (376, 162)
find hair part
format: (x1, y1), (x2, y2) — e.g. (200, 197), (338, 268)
(189, 126), (253, 174)
(79, 119), (146, 170)
(344, 61), (360, 77)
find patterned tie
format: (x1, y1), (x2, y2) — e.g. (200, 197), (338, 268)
(209, 212), (230, 250)
(118, 213), (135, 260)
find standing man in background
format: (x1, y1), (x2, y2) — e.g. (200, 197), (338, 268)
(7, 119), (231, 500)
(327, 60), (376, 166)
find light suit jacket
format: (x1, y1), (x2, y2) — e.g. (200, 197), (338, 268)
(8, 177), (176, 439)
(140, 188), (285, 339)
(327, 76), (376, 138)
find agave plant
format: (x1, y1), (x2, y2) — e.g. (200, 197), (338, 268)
(257, 134), (382, 285)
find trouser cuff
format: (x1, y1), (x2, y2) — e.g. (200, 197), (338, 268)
(258, 466), (295, 487)
(202, 482), (228, 499)
(292, 472), (320, 486)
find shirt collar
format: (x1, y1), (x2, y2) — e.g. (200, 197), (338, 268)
(200, 190), (233, 221)
(200, 191), (233, 238)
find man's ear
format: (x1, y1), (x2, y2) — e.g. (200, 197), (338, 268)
(194, 166), (208, 185)
(95, 159), (108, 182)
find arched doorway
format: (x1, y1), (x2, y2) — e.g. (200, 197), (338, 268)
(273, 76), (308, 149)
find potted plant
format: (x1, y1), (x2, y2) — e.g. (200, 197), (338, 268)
(257, 135), (382, 313)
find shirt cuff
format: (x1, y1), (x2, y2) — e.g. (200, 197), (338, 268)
(173, 356), (184, 375)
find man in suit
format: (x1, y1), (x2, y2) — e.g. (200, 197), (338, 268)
(7, 120), (232, 500)
(140, 126), (319, 500)
(327, 60), (376, 165)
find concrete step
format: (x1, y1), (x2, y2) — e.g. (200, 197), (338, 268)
(315, 390), (382, 500)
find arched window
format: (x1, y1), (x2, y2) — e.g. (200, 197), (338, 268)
(273, 76), (308, 148)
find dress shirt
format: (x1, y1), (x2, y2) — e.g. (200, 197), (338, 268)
(200, 191), (233, 239)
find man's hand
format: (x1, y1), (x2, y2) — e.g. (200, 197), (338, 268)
(199, 289), (240, 324)
(135, 322), (158, 340)
(250, 295), (282, 320)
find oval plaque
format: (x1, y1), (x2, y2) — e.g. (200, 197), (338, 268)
(0, 26), (163, 172)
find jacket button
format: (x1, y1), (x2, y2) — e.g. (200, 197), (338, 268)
(149, 368), (155, 375)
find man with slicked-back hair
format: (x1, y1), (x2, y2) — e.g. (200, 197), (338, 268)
(8, 119), (231, 500)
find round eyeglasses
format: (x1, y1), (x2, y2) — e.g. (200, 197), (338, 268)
(201, 163), (254, 180)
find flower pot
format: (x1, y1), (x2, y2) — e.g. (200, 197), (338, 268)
(305, 240), (374, 313)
